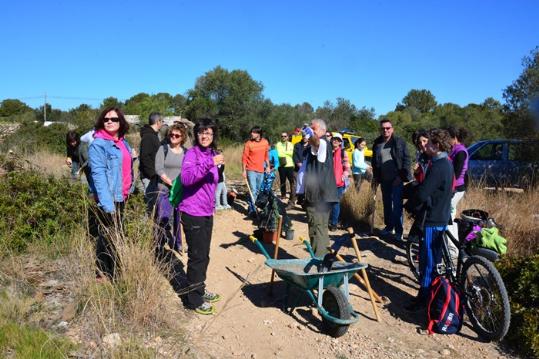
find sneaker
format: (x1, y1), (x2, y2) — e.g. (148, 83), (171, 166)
(215, 205), (224, 211)
(194, 302), (215, 315)
(328, 225), (337, 232)
(394, 233), (404, 242)
(223, 205), (232, 210)
(203, 290), (221, 303)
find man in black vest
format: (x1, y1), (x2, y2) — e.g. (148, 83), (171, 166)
(371, 119), (411, 241)
(139, 112), (163, 214)
(303, 119), (338, 257)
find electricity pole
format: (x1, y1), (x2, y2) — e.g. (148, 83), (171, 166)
(44, 92), (47, 123)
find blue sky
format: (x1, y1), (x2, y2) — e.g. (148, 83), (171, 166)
(1, 0), (537, 116)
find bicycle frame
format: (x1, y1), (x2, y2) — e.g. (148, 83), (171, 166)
(438, 229), (466, 284)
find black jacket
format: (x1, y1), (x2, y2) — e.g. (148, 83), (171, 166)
(416, 153), (454, 227)
(139, 125), (160, 179)
(371, 135), (412, 183)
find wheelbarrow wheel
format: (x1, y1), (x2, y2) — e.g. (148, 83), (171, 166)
(322, 286), (351, 338)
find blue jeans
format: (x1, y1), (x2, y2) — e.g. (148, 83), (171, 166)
(247, 170), (264, 213)
(380, 180), (404, 235)
(329, 186), (345, 226)
(215, 182), (229, 207)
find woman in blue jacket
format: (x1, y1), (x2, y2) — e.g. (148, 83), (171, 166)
(88, 106), (134, 281)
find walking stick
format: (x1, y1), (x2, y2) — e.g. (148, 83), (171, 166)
(331, 251), (381, 321)
(345, 227), (383, 304)
(269, 215), (283, 295)
(348, 238), (381, 321)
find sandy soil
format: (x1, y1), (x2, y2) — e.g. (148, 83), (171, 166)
(184, 194), (514, 359)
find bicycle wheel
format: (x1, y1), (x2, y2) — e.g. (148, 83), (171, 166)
(406, 239), (420, 281)
(321, 286), (351, 338)
(460, 255), (511, 341)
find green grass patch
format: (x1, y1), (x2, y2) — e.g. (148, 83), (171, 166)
(0, 321), (74, 359)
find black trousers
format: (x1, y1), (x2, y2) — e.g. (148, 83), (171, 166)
(89, 202), (125, 280)
(278, 166), (296, 201)
(180, 212), (213, 308)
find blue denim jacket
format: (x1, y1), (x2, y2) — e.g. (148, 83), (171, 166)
(88, 138), (134, 213)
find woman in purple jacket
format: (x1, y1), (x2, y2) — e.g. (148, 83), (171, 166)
(179, 118), (224, 315)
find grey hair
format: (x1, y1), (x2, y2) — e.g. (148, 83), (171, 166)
(149, 112), (162, 125)
(311, 118), (327, 131)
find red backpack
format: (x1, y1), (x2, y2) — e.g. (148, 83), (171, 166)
(427, 276), (464, 335)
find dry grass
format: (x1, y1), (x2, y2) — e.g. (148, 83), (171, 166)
(222, 144), (244, 180)
(340, 182), (376, 228)
(460, 187), (539, 257)
(26, 151), (70, 178)
(71, 201), (188, 346)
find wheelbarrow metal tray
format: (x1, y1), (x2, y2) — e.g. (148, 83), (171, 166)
(264, 258), (367, 290)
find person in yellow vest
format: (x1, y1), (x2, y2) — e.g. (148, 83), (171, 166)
(275, 132), (296, 209)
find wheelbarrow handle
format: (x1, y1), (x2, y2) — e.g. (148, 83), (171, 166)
(298, 236), (316, 258)
(249, 235), (271, 259)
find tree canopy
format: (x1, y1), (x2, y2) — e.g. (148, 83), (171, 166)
(2, 46), (539, 145)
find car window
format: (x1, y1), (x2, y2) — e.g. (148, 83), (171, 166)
(508, 142), (539, 161)
(470, 143), (504, 161)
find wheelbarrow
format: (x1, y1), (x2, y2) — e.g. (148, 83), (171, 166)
(248, 235), (365, 337)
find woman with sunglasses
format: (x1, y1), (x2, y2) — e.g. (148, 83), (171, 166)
(179, 118), (223, 315)
(154, 124), (187, 254)
(88, 106), (134, 281)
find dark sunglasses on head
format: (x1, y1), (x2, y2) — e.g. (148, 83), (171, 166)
(104, 117), (120, 123)
(170, 133), (182, 139)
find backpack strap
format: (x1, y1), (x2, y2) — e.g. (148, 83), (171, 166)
(427, 277), (443, 334)
(162, 143), (169, 160)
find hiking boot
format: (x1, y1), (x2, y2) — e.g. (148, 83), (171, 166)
(194, 302), (215, 315)
(203, 290), (221, 303)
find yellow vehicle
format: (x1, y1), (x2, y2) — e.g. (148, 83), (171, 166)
(291, 131), (372, 162)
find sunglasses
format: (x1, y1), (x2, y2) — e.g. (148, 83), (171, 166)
(281, 135), (288, 138)
(104, 117), (120, 123)
(381, 127), (392, 131)
(170, 133), (182, 139)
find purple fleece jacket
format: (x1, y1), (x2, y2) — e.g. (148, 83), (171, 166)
(179, 145), (218, 216)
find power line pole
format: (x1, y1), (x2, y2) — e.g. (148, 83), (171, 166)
(44, 92), (47, 123)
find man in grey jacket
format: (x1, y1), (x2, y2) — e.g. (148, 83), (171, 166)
(371, 119), (411, 241)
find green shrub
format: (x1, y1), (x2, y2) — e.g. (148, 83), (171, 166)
(0, 122), (69, 155)
(0, 169), (86, 254)
(497, 254), (539, 358)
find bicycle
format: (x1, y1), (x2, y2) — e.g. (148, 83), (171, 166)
(405, 216), (511, 341)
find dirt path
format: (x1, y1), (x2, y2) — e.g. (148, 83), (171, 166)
(184, 197), (513, 359)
